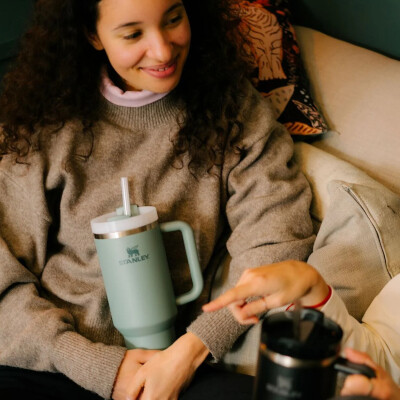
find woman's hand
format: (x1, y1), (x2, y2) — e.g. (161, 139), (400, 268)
(112, 348), (160, 400)
(114, 332), (209, 400)
(203, 260), (330, 324)
(341, 348), (400, 400)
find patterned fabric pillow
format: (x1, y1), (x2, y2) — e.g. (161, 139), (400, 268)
(231, 0), (327, 136)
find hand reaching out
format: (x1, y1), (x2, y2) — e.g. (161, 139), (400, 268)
(202, 260), (400, 400)
(203, 260), (330, 324)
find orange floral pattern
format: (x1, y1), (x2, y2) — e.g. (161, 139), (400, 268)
(233, 0), (327, 136)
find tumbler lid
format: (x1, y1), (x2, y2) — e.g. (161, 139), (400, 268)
(261, 309), (342, 360)
(91, 206), (158, 235)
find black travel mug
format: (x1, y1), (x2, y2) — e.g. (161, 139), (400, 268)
(253, 309), (376, 400)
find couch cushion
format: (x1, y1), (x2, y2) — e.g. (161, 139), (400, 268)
(308, 180), (400, 322)
(295, 141), (400, 320)
(231, 0), (327, 137)
(293, 142), (385, 223)
(295, 26), (400, 196)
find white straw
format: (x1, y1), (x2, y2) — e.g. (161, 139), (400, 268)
(121, 177), (131, 217)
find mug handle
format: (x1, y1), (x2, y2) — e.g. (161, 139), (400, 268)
(160, 221), (204, 306)
(334, 356), (376, 379)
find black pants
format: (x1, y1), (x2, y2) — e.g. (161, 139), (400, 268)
(0, 364), (254, 400)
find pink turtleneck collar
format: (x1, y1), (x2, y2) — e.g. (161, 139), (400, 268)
(100, 69), (170, 107)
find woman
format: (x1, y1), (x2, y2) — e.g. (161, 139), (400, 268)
(0, 0), (315, 399)
(204, 261), (400, 399)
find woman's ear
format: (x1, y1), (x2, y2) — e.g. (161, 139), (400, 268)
(86, 31), (104, 51)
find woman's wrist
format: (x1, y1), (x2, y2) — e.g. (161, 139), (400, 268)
(176, 332), (210, 368)
(286, 267), (331, 311)
(300, 270), (331, 309)
(303, 285), (332, 309)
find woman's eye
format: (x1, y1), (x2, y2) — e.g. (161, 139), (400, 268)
(124, 31), (142, 40)
(166, 14), (183, 26)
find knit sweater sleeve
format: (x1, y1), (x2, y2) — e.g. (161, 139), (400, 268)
(188, 82), (315, 360)
(0, 168), (126, 399)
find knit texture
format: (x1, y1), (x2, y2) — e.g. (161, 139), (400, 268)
(0, 81), (314, 397)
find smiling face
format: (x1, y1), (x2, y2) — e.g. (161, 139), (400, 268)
(90, 0), (191, 93)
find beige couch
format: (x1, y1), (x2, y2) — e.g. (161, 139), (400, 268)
(213, 25), (400, 376)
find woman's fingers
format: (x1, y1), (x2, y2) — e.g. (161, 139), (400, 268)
(203, 261), (329, 327)
(228, 302), (260, 325)
(127, 371), (147, 400)
(341, 348), (376, 396)
(228, 297), (269, 324)
(341, 374), (375, 397)
(202, 283), (256, 312)
(203, 281), (302, 319)
(111, 349), (160, 400)
(344, 348), (377, 369)
(203, 262), (319, 313)
(341, 348), (400, 400)
(227, 291), (297, 324)
(341, 349), (377, 397)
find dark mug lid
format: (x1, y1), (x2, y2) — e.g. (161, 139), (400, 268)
(261, 308), (343, 360)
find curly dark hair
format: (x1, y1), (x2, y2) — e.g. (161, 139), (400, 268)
(0, 0), (249, 171)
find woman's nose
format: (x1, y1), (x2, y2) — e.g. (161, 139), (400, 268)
(147, 31), (173, 63)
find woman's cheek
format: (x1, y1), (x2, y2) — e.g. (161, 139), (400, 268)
(119, 50), (143, 68)
(106, 43), (143, 70)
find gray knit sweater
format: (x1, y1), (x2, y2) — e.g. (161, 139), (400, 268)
(0, 82), (314, 398)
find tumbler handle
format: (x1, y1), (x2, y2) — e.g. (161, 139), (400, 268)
(334, 356), (376, 379)
(160, 221), (204, 305)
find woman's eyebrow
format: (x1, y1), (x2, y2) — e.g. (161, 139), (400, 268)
(113, 2), (184, 31)
(165, 2), (184, 14)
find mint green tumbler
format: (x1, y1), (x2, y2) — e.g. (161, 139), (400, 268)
(91, 205), (203, 350)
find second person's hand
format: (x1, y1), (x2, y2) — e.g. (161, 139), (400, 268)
(203, 260), (330, 324)
(341, 348), (400, 400)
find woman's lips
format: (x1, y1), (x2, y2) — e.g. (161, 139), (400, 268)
(141, 59), (178, 79)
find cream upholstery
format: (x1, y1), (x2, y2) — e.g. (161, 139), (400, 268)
(295, 26), (400, 196)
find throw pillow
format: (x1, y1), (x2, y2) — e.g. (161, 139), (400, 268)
(231, 0), (328, 136)
(308, 180), (400, 322)
(293, 141), (386, 224)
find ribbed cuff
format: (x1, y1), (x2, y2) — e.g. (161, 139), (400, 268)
(51, 331), (126, 399)
(187, 307), (249, 361)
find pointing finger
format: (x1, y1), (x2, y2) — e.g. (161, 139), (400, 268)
(202, 284), (255, 312)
